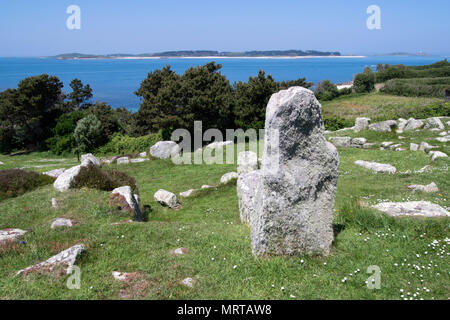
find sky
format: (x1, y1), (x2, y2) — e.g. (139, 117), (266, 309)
(0, 0), (449, 56)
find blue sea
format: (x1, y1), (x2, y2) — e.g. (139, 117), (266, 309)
(0, 56), (448, 111)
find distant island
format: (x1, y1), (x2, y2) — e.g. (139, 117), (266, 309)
(51, 50), (361, 60)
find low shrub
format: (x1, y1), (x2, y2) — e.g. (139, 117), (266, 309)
(97, 132), (162, 156)
(0, 169), (55, 201)
(70, 165), (138, 193)
(323, 116), (353, 131)
(380, 77), (450, 98)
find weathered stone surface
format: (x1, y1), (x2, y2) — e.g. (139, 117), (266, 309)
(154, 189), (180, 209)
(410, 143), (419, 151)
(237, 151), (259, 175)
(51, 198), (58, 208)
(179, 189), (195, 198)
(436, 135), (450, 143)
(0, 229), (27, 244)
(362, 143), (377, 149)
(237, 170), (262, 225)
(351, 138), (367, 146)
(404, 118), (424, 131)
(396, 118), (408, 133)
(369, 120), (397, 132)
(252, 87), (339, 257)
(354, 117), (370, 132)
(372, 201), (449, 218)
(112, 271), (130, 281)
(220, 172), (238, 184)
(205, 141), (233, 149)
(407, 182), (439, 193)
(150, 141), (181, 159)
(43, 168), (66, 178)
(419, 141), (438, 152)
(424, 117), (444, 130)
(138, 152), (147, 157)
(172, 248), (189, 256)
(112, 186), (143, 221)
(81, 153), (100, 167)
(201, 185), (213, 189)
(354, 160), (396, 174)
(17, 244), (85, 276)
(181, 277), (194, 287)
(129, 158), (148, 163)
(51, 218), (73, 229)
(53, 165), (82, 192)
(429, 151), (448, 161)
(389, 143), (402, 150)
(381, 141), (394, 148)
(117, 157), (130, 165)
(438, 131), (448, 136)
(329, 136), (351, 147)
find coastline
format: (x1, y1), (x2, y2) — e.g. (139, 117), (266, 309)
(59, 55), (367, 60)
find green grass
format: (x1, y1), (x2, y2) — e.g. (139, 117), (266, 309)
(321, 92), (446, 122)
(0, 125), (449, 300)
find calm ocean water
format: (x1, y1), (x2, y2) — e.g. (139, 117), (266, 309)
(0, 56), (448, 111)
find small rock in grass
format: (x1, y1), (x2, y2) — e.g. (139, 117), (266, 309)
(329, 136), (351, 147)
(407, 182), (439, 193)
(111, 186), (143, 221)
(369, 120), (397, 132)
(381, 141), (394, 148)
(154, 189), (180, 209)
(436, 135), (450, 143)
(201, 185), (213, 189)
(354, 117), (371, 132)
(51, 198), (58, 209)
(116, 157), (130, 165)
(51, 218), (73, 229)
(179, 189), (195, 198)
(150, 141), (181, 159)
(354, 160), (396, 174)
(404, 118), (424, 131)
(424, 117), (445, 130)
(138, 152), (147, 157)
(410, 143), (419, 151)
(429, 151), (448, 161)
(181, 277), (194, 287)
(372, 201), (449, 218)
(0, 229), (27, 244)
(220, 172), (238, 185)
(17, 244), (85, 276)
(129, 158), (148, 163)
(419, 142), (438, 153)
(172, 248), (189, 256)
(351, 137), (367, 147)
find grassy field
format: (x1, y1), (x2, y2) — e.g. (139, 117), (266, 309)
(321, 93), (446, 122)
(0, 121), (449, 300)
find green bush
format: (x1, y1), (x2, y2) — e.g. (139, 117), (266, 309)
(70, 165), (138, 193)
(0, 169), (55, 201)
(375, 60), (450, 83)
(323, 116), (353, 131)
(74, 114), (103, 153)
(97, 132), (162, 155)
(380, 77), (450, 98)
(314, 80), (339, 101)
(354, 68), (375, 93)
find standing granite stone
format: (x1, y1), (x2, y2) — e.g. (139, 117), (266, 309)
(237, 170), (262, 225)
(237, 151), (259, 175)
(150, 141), (181, 159)
(111, 186), (143, 221)
(251, 87), (339, 257)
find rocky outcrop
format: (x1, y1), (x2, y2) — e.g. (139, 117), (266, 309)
(251, 87), (339, 256)
(51, 218), (73, 229)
